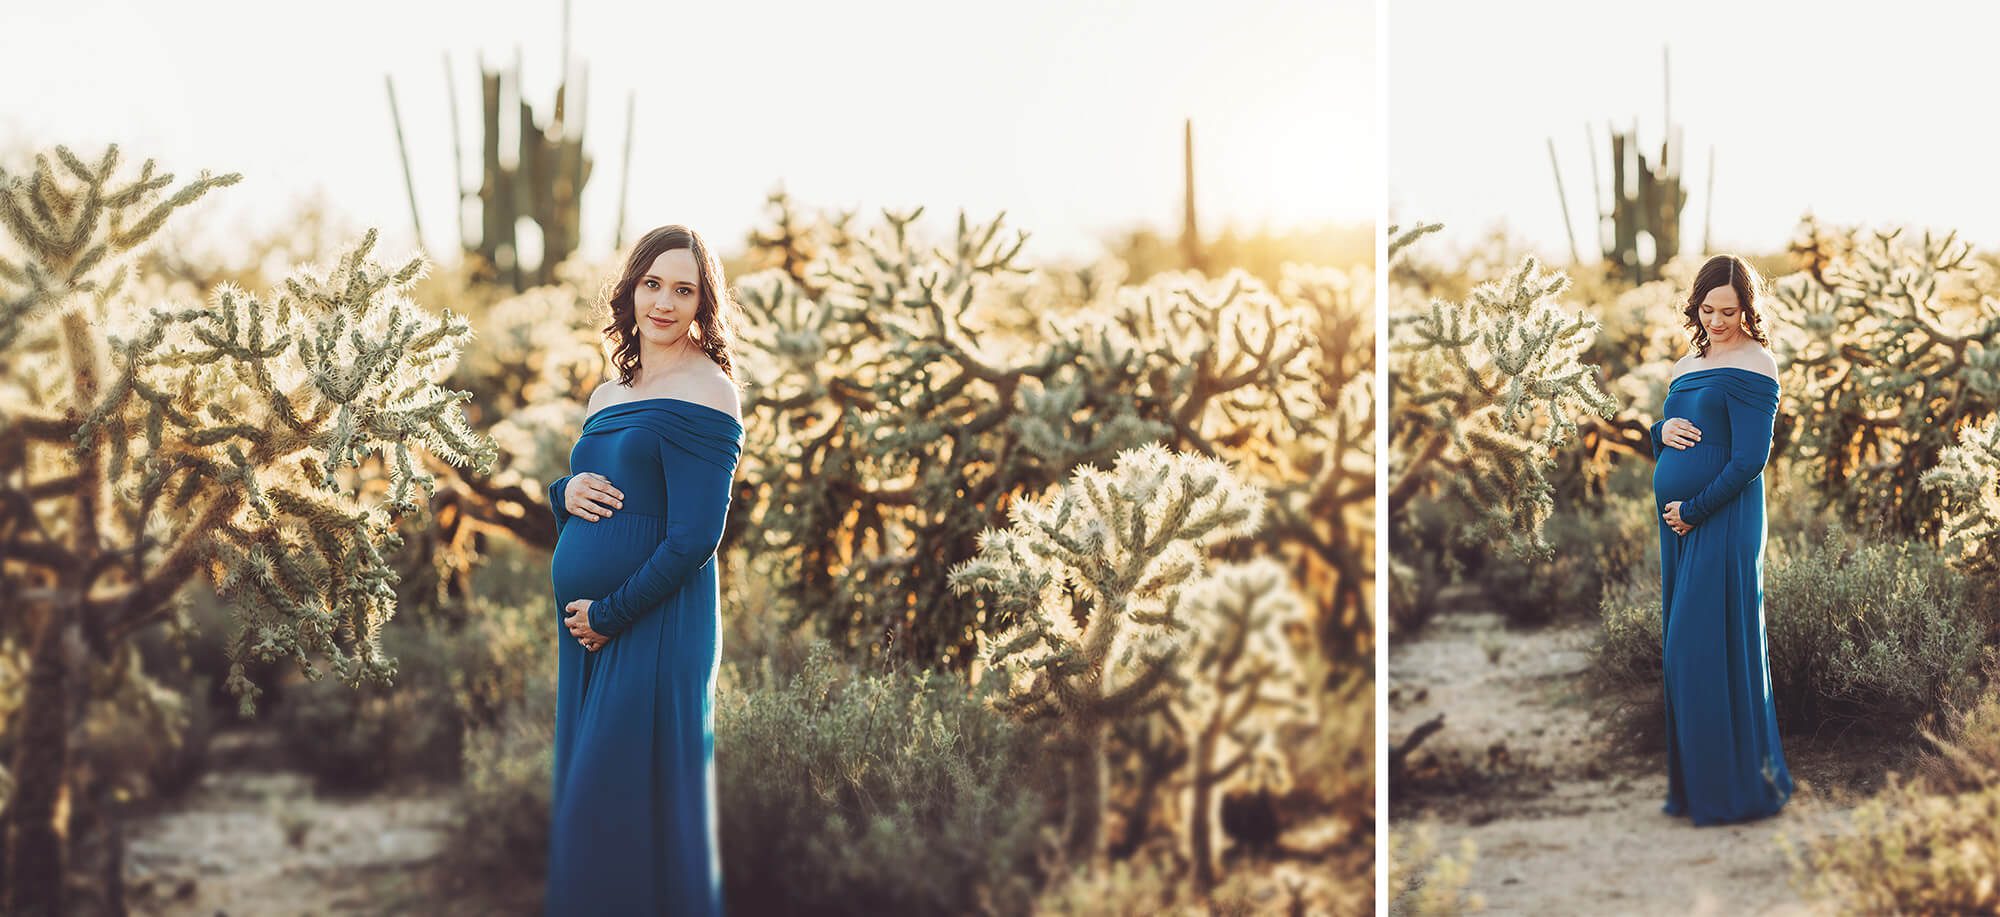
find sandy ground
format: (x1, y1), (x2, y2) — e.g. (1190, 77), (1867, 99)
(1390, 609), (1855, 916)
(118, 727), (533, 916)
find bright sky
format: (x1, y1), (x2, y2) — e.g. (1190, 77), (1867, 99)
(1, 0), (1374, 268)
(1390, 0), (2000, 261)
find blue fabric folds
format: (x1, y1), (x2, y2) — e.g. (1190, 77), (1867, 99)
(546, 397), (742, 915)
(1650, 367), (1793, 826)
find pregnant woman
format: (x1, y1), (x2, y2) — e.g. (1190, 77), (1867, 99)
(544, 224), (743, 915)
(1648, 253), (1793, 826)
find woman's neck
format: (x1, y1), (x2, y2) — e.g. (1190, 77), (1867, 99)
(632, 337), (708, 388)
(1704, 338), (1756, 360)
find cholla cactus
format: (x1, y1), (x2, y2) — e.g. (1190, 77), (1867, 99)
(731, 198), (1329, 667)
(1389, 225), (1619, 558)
(82, 226), (496, 702)
(948, 443), (1265, 862)
(1280, 263), (1374, 662)
(1766, 219), (2000, 535)
(1923, 416), (2000, 564)
(0, 145), (493, 914)
(1173, 558), (1307, 891)
(1056, 267), (1321, 462)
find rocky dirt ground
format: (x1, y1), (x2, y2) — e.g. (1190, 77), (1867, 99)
(1389, 608), (1878, 916)
(119, 727), (540, 916)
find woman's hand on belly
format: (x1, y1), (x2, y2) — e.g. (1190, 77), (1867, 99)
(1661, 418), (1703, 450)
(564, 472), (626, 522)
(565, 599), (610, 651)
(1662, 501), (1692, 535)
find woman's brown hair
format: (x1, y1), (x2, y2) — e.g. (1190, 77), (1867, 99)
(1682, 254), (1771, 357)
(604, 225), (736, 383)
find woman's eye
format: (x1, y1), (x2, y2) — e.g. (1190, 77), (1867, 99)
(676, 286), (694, 296)
(643, 279), (658, 289)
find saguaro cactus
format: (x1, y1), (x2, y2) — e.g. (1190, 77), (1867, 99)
(948, 443), (1265, 863)
(1602, 123), (1686, 284)
(0, 145), (494, 913)
(470, 58), (592, 290)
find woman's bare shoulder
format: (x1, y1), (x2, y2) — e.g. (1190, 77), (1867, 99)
(1670, 352), (1701, 382)
(676, 366), (743, 423)
(1742, 345), (1779, 380)
(586, 380), (615, 413)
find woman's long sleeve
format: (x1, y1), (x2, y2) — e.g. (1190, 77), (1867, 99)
(1679, 395), (1775, 527)
(587, 449), (736, 638)
(1650, 418), (1668, 460)
(549, 473), (576, 533)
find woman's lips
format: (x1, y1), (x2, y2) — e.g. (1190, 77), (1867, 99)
(650, 317), (675, 328)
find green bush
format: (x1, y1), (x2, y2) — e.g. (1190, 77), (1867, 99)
(1594, 570), (1671, 751)
(1389, 494), (1470, 635)
(1790, 775), (2000, 914)
(718, 641), (1052, 916)
(1791, 678), (2000, 913)
(1290, 666), (1375, 823)
(1477, 479), (1655, 626)
(1388, 823), (1482, 916)
(271, 614), (465, 792)
(1033, 852), (1340, 916)
(1598, 526), (1985, 734)
(447, 643), (555, 885)
(442, 591), (558, 884)
(1913, 668), (2000, 793)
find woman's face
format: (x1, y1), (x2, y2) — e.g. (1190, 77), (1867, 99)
(1698, 283), (1745, 347)
(634, 248), (701, 350)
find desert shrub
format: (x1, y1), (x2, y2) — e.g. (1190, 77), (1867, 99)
(1790, 775), (2000, 914)
(272, 614), (465, 792)
(1598, 526), (1984, 734)
(1290, 664), (1375, 825)
(1763, 530), (1982, 730)
(1596, 573), (1665, 689)
(1477, 481), (1655, 626)
(436, 582), (559, 898)
(73, 641), (217, 805)
(717, 640), (1052, 916)
(1791, 675), (2000, 913)
(445, 631), (555, 885)
(1389, 493), (1472, 635)
(1912, 669), (2000, 794)
(1388, 823), (1482, 915)
(443, 621), (1051, 915)
(1034, 852), (1343, 916)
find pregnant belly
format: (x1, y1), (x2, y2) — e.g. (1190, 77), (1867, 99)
(1653, 444), (1726, 508)
(550, 511), (670, 607)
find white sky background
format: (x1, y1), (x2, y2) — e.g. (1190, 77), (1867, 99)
(1390, 0), (2000, 261)
(0, 0), (1375, 267)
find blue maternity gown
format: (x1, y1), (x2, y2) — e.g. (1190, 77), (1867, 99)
(1649, 366), (1793, 826)
(544, 397), (742, 915)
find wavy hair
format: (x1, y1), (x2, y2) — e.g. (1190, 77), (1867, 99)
(603, 224), (737, 383)
(1681, 253), (1771, 358)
